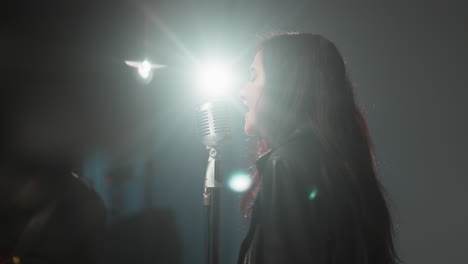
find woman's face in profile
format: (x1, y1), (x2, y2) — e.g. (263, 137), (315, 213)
(241, 51), (266, 136)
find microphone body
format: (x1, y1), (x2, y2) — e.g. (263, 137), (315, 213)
(196, 100), (231, 204)
(196, 101), (231, 148)
(196, 100), (231, 264)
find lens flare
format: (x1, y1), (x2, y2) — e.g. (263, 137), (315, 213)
(228, 173), (252, 193)
(138, 60), (152, 79)
(308, 187), (318, 200)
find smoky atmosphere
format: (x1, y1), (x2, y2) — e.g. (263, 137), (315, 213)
(1, 1), (467, 264)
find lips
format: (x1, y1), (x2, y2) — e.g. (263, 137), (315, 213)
(243, 100), (249, 110)
(243, 101), (249, 119)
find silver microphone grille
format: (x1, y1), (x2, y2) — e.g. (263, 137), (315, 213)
(196, 101), (231, 147)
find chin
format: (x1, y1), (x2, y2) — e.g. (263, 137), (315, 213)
(244, 122), (257, 136)
(244, 127), (254, 136)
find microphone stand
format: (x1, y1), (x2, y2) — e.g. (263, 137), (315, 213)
(203, 147), (222, 264)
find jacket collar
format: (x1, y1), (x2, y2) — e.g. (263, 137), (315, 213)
(254, 125), (316, 170)
(254, 148), (273, 171)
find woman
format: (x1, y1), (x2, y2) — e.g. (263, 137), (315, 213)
(238, 33), (398, 264)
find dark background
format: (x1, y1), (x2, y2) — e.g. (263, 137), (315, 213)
(1, 0), (467, 263)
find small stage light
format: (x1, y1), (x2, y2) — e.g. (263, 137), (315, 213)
(138, 60), (152, 79)
(125, 59), (167, 81)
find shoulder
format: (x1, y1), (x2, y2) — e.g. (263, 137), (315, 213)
(258, 132), (322, 199)
(14, 174), (106, 263)
(57, 173), (106, 224)
(61, 174), (103, 205)
(265, 131), (321, 174)
(255, 132), (326, 224)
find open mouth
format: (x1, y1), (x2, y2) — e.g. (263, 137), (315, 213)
(243, 100), (249, 110)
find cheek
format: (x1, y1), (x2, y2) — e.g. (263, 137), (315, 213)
(250, 81), (264, 105)
(244, 78), (264, 135)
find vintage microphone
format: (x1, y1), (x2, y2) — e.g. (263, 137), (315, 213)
(196, 100), (231, 264)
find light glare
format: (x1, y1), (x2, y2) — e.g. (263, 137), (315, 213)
(228, 173), (252, 192)
(138, 60), (152, 79)
(197, 62), (234, 98)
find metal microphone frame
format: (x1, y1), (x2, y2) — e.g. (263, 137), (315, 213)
(203, 146), (222, 264)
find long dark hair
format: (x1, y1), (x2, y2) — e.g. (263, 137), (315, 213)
(242, 33), (398, 264)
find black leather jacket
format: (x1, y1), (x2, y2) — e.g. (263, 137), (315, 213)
(238, 129), (332, 264)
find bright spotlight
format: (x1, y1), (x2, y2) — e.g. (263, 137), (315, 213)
(228, 173), (252, 193)
(138, 60), (152, 79)
(197, 62), (234, 98)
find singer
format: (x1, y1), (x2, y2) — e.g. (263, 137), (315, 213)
(238, 33), (398, 264)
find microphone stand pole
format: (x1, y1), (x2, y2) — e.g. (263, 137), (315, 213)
(203, 147), (222, 264)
